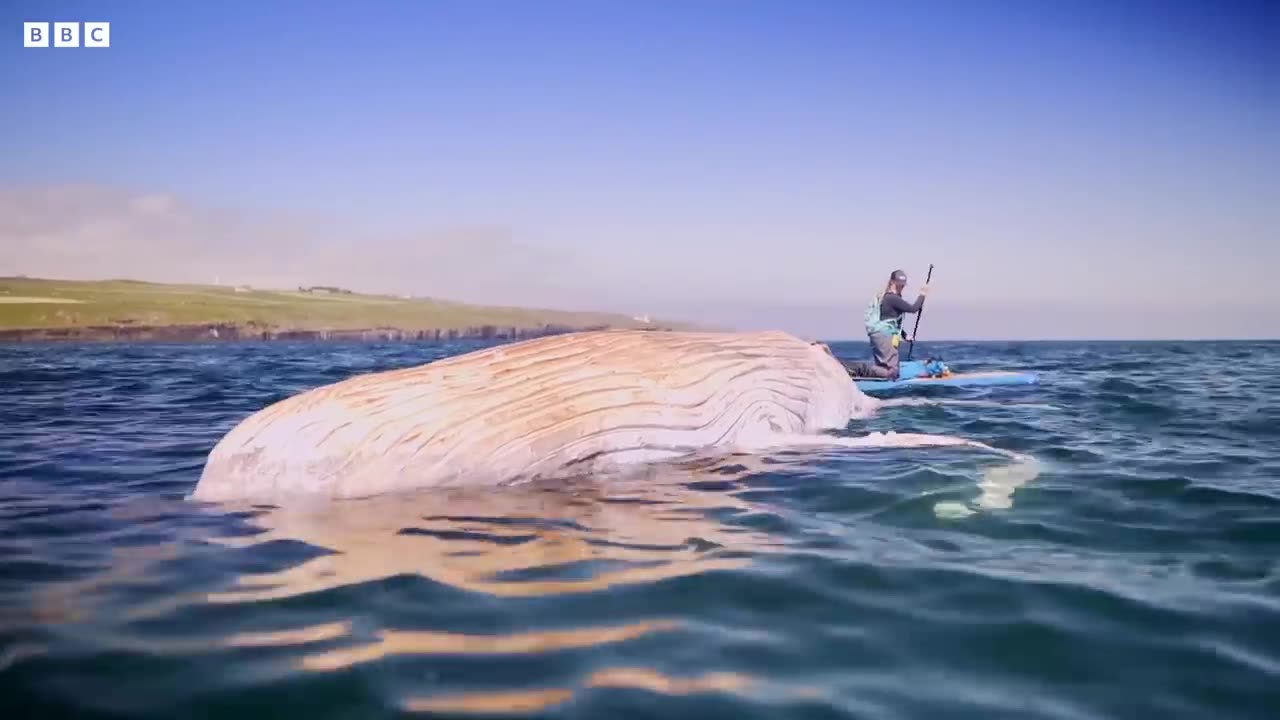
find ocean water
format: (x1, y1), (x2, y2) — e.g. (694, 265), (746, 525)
(2, 338), (1278, 719)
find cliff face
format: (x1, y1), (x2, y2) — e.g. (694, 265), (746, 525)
(0, 322), (658, 343)
(0, 278), (686, 343)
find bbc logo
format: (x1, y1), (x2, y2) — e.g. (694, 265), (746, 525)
(24, 22), (110, 48)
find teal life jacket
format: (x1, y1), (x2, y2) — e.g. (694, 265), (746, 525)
(864, 293), (901, 337)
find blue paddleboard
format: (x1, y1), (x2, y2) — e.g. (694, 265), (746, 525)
(849, 359), (1039, 393)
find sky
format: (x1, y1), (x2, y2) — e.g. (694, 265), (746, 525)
(2, 0), (1277, 339)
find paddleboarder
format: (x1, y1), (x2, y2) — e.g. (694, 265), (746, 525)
(856, 269), (929, 380)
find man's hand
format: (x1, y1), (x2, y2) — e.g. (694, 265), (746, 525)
(918, 284), (930, 296)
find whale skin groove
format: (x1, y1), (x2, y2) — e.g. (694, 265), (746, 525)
(191, 330), (873, 501)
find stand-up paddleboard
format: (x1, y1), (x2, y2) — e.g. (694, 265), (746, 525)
(847, 359), (1038, 394)
(846, 263), (1039, 393)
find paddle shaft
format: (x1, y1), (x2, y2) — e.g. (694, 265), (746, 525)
(906, 264), (934, 361)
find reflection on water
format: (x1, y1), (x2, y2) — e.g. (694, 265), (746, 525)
(199, 455), (799, 710)
(290, 620), (679, 672)
(206, 456), (789, 604)
(402, 667), (762, 715)
(403, 687), (577, 715)
(14, 454), (816, 714)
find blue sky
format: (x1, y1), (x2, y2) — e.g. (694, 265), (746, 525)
(3, 0), (1277, 339)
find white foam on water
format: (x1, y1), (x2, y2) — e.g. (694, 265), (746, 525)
(755, 430), (1000, 453)
(932, 501), (976, 519)
(972, 453), (1043, 510)
(927, 452), (1043, 519)
(745, 431), (1043, 520)
(880, 397), (1058, 411)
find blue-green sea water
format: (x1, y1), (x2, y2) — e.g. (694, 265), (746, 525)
(2, 339), (1278, 719)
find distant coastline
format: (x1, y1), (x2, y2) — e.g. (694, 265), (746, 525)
(0, 322), (622, 344)
(0, 276), (685, 343)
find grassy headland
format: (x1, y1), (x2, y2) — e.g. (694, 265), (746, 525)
(0, 277), (682, 342)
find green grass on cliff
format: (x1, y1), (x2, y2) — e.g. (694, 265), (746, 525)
(0, 277), (670, 332)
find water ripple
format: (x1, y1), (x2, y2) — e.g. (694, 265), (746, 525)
(2, 340), (1279, 718)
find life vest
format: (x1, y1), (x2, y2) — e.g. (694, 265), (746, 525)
(864, 293), (902, 337)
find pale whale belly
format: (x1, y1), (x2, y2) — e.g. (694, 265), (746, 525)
(191, 330), (875, 502)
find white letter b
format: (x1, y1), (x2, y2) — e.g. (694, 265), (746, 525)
(24, 22), (49, 47)
(54, 22), (79, 47)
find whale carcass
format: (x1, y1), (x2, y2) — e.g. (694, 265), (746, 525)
(191, 329), (991, 502)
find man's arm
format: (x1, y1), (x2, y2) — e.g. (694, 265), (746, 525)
(886, 293), (925, 314)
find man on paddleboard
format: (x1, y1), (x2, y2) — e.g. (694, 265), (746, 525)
(855, 269), (929, 380)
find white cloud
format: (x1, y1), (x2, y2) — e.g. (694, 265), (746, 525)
(0, 184), (605, 311)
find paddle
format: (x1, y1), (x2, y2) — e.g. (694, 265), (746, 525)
(905, 263), (934, 361)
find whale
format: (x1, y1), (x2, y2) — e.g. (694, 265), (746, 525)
(191, 329), (1029, 504)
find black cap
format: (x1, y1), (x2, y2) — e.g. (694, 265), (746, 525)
(890, 269), (907, 283)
